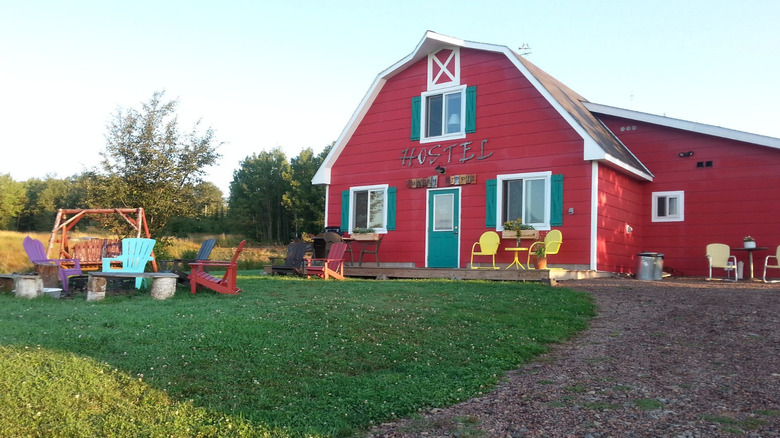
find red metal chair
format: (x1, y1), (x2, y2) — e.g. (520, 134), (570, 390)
(189, 240), (246, 295)
(23, 236), (82, 292)
(307, 242), (347, 280)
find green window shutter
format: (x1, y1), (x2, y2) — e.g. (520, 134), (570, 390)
(386, 187), (397, 230)
(341, 190), (350, 230)
(485, 179), (496, 227)
(550, 174), (563, 226)
(465, 86), (477, 133)
(411, 96), (421, 141)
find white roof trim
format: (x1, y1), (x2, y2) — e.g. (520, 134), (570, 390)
(584, 102), (780, 150)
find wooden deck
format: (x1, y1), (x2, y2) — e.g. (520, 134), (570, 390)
(265, 265), (611, 284)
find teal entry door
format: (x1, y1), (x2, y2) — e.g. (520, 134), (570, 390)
(427, 188), (460, 268)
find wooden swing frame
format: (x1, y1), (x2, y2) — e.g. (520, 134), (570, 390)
(47, 208), (157, 272)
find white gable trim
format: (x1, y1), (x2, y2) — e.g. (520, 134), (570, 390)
(584, 102), (780, 150)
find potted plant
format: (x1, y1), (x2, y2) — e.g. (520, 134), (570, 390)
(351, 227), (379, 241)
(744, 236), (756, 249)
(534, 244), (548, 270)
(502, 219), (538, 246)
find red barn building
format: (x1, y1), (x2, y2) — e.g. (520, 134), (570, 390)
(312, 32), (780, 277)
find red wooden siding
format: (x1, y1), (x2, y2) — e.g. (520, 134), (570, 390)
(596, 164), (644, 273)
(328, 49), (596, 268)
(599, 114), (780, 276)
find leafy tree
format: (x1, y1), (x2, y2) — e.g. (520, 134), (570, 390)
(87, 91), (221, 236)
(0, 174), (26, 230)
(161, 182), (225, 236)
(282, 145), (330, 236)
(17, 176), (86, 231)
(228, 148), (290, 242)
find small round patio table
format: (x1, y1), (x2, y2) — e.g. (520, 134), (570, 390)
(505, 247), (529, 269)
(733, 246), (768, 281)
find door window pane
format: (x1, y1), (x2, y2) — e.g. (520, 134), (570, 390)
(433, 193), (454, 231)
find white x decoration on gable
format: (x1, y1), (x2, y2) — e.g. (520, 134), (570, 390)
(427, 47), (460, 90)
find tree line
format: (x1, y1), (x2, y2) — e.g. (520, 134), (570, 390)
(0, 92), (330, 243)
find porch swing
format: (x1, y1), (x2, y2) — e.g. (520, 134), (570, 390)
(46, 208), (158, 272)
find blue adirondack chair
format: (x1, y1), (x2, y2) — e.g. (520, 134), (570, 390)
(102, 238), (156, 288)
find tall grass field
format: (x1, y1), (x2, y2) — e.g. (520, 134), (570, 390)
(0, 231), (278, 273)
(0, 232), (595, 437)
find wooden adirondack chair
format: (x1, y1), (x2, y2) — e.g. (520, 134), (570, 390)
(189, 240), (246, 295)
(102, 238), (156, 288)
(23, 236), (82, 292)
(270, 241), (311, 276)
(307, 242), (347, 280)
(158, 238), (216, 284)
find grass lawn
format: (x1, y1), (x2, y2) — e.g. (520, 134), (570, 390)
(0, 273), (595, 437)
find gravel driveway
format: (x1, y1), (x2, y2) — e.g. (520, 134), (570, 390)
(366, 278), (780, 437)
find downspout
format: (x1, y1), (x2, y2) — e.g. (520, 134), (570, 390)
(590, 161), (599, 271)
(323, 185), (330, 229)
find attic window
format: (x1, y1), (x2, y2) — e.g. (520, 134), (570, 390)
(428, 47), (460, 90)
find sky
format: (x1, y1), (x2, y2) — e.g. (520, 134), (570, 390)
(2, 0), (778, 195)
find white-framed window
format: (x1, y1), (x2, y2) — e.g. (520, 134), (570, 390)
(420, 85), (466, 143)
(350, 185), (388, 232)
(496, 172), (552, 230)
(652, 191), (684, 222)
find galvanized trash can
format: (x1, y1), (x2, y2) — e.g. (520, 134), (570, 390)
(636, 252), (664, 280)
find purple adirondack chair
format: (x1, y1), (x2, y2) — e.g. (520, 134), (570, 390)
(23, 236), (82, 292)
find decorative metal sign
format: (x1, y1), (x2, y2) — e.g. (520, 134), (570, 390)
(400, 139), (493, 168)
(407, 175), (438, 188)
(449, 174), (477, 185)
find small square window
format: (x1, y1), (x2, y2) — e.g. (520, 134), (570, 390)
(652, 191), (684, 222)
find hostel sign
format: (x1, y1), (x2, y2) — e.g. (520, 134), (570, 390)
(400, 139), (493, 167)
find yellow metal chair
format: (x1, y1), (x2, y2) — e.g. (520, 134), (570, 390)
(706, 243), (738, 281)
(470, 231), (501, 269)
(527, 230), (563, 269)
(763, 245), (780, 283)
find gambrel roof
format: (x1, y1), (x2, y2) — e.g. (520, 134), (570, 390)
(314, 31), (779, 185)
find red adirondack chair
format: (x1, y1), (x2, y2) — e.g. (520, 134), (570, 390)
(307, 242), (347, 280)
(188, 240), (246, 295)
(23, 236), (82, 292)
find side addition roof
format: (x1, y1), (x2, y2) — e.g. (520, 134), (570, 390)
(584, 102), (780, 150)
